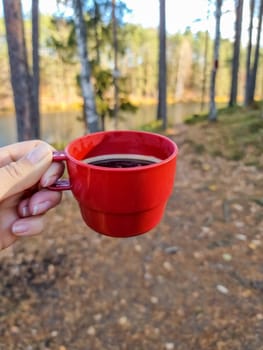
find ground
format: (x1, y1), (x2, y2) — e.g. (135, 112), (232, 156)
(0, 122), (263, 350)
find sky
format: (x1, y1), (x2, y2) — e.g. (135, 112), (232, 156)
(0, 0), (252, 43)
(125, 0), (215, 34)
(124, 0), (251, 43)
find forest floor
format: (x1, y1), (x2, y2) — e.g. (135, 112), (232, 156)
(0, 109), (263, 350)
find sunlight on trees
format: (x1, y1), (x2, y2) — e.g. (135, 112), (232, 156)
(1, 0), (263, 138)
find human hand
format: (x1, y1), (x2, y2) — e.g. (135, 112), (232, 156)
(0, 140), (64, 250)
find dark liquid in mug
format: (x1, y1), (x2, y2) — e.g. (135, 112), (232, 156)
(83, 154), (161, 168)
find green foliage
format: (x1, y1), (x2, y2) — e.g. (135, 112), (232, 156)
(42, 1), (137, 124)
(140, 120), (163, 133)
(185, 113), (208, 124)
(91, 64), (137, 121)
(119, 99), (137, 113)
(46, 18), (76, 64)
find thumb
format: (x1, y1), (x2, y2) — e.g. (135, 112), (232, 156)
(0, 142), (52, 201)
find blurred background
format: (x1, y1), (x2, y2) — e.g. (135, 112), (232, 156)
(0, 0), (262, 146)
(0, 1), (263, 350)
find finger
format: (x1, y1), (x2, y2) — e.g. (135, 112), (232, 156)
(17, 197), (30, 217)
(0, 232), (17, 251)
(12, 215), (46, 237)
(0, 207), (18, 250)
(40, 161), (65, 188)
(0, 140), (45, 167)
(18, 189), (62, 217)
(0, 142), (52, 201)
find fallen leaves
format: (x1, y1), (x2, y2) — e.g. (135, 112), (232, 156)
(0, 123), (262, 350)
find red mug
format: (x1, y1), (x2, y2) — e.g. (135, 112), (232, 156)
(49, 130), (178, 238)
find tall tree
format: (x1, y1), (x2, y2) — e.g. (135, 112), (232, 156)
(112, 0), (119, 129)
(248, 0), (263, 104)
(93, 0), (101, 65)
(32, 0), (40, 138)
(200, 1), (210, 112)
(73, 0), (99, 133)
(244, 0), (255, 106)
(3, 0), (33, 141)
(229, 0), (244, 107)
(156, 0), (167, 129)
(208, 0), (223, 121)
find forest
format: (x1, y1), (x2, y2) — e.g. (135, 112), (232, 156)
(1, 0), (263, 139)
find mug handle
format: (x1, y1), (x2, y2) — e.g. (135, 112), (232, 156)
(47, 151), (72, 191)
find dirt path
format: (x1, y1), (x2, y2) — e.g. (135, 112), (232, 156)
(1, 125), (263, 350)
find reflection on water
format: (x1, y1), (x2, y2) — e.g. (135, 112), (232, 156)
(0, 102), (209, 147)
(41, 111), (85, 145)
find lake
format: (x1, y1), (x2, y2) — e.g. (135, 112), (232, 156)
(0, 102), (208, 147)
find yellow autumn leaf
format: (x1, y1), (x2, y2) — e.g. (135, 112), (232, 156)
(208, 184), (217, 191)
(248, 242), (256, 250)
(202, 163), (211, 171)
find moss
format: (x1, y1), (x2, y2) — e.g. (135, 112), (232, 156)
(185, 113), (208, 124)
(211, 149), (223, 157)
(249, 120), (263, 133)
(184, 104), (263, 168)
(193, 143), (206, 154)
(229, 150), (244, 161)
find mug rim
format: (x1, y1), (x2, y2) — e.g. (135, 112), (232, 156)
(65, 130), (178, 172)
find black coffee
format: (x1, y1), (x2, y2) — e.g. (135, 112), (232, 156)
(90, 158), (155, 168)
(83, 154), (161, 168)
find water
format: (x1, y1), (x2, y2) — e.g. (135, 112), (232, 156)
(0, 102), (208, 147)
(0, 111), (85, 147)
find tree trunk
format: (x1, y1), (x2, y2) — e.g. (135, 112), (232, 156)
(248, 0), (263, 104)
(157, 0), (167, 130)
(32, 0), (40, 138)
(244, 0), (255, 106)
(229, 0), (244, 107)
(73, 0), (99, 133)
(201, 30), (209, 111)
(112, 0), (119, 129)
(94, 0), (101, 65)
(208, 0), (223, 121)
(3, 0), (33, 141)
(200, 0), (210, 112)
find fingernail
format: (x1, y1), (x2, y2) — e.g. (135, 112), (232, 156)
(42, 175), (56, 188)
(33, 201), (51, 215)
(27, 143), (49, 164)
(12, 222), (29, 235)
(22, 206), (29, 217)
